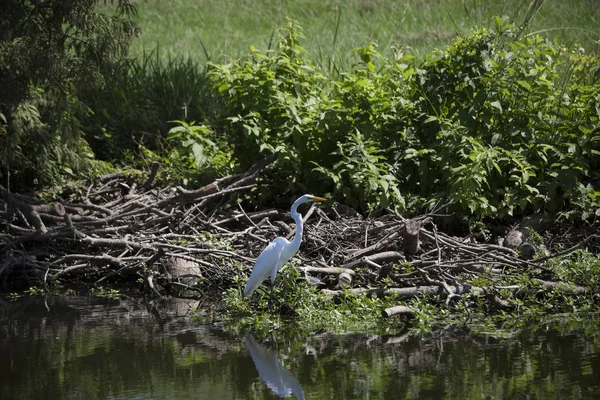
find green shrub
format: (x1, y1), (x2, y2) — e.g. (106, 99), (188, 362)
(0, 0), (138, 189)
(552, 249), (600, 292)
(314, 130), (405, 211)
(208, 22), (337, 200)
(207, 18), (599, 220)
(208, 22), (416, 207)
(398, 18), (600, 219)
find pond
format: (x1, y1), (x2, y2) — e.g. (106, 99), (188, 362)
(1, 295), (599, 399)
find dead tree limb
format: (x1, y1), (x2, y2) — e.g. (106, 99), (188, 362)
(382, 305), (415, 318)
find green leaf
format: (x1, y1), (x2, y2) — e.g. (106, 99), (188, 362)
(191, 143), (205, 167)
(490, 101), (502, 112)
(379, 179), (389, 193)
(517, 80), (531, 91)
(491, 133), (501, 145)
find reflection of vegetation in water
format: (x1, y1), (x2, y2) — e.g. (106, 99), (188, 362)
(253, 316), (600, 399)
(1, 296), (600, 399)
(325, 317), (599, 398)
(0, 297), (240, 400)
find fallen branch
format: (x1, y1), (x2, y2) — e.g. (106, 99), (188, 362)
(532, 279), (588, 295)
(532, 235), (600, 264)
(382, 305), (415, 318)
(299, 266), (356, 276)
(342, 251), (405, 270)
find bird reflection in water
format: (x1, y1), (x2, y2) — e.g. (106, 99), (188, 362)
(244, 334), (305, 400)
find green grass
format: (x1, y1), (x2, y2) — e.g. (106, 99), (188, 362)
(123, 0), (599, 66)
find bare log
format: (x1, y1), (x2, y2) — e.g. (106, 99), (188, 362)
(382, 305), (415, 318)
(214, 209), (280, 226)
(0, 185), (48, 233)
(532, 279), (588, 295)
(337, 272), (353, 289)
(321, 286), (443, 299)
(342, 251), (405, 270)
(299, 266), (355, 276)
(142, 163), (160, 190)
(344, 230), (402, 262)
(169, 182), (220, 205)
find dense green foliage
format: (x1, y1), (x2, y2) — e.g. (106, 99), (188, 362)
(206, 19), (600, 219)
(2, 1), (599, 222)
(0, 0), (138, 189)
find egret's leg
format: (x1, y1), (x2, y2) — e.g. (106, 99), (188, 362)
(268, 282), (274, 312)
(255, 285), (269, 297)
(268, 281), (286, 313)
(268, 268), (279, 312)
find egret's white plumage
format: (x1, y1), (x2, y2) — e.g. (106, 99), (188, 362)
(243, 194), (327, 297)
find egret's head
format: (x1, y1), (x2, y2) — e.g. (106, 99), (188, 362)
(293, 194), (328, 208)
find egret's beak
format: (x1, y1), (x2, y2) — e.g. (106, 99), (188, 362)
(309, 195), (327, 202)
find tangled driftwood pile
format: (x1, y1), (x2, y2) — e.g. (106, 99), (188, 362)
(0, 157), (597, 316)
(0, 157), (272, 292)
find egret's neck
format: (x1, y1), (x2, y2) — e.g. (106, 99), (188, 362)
(289, 199), (305, 253)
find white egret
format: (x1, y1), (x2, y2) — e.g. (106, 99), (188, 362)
(243, 194), (327, 297)
(244, 334), (305, 400)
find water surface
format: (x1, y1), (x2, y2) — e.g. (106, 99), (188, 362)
(1, 296), (599, 399)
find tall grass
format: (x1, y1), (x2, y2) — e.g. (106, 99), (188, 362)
(81, 51), (217, 161)
(122, 0), (599, 68)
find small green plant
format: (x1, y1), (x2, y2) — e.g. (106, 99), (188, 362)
(90, 287), (121, 299)
(24, 286), (46, 296)
(7, 292), (22, 301)
(167, 120), (217, 168)
(222, 266), (404, 336)
(196, 231), (234, 251)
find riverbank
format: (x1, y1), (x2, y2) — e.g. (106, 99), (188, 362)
(2, 160), (599, 337)
(2, 1), (600, 338)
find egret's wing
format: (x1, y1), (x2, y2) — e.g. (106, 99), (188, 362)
(244, 334), (305, 400)
(243, 238), (287, 297)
